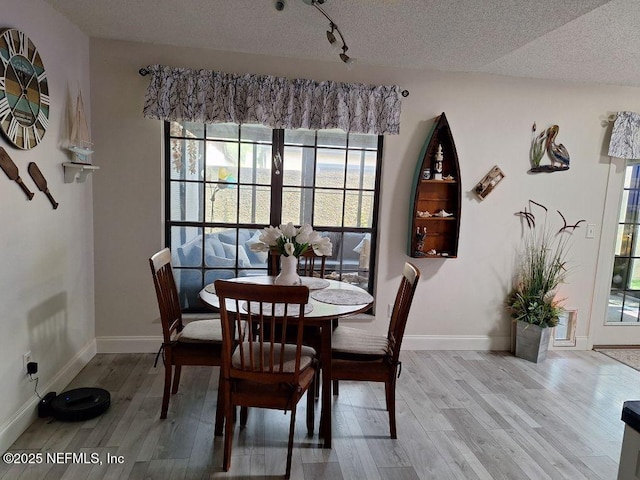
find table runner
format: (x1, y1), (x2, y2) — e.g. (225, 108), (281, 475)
(300, 277), (330, 290)
(310, 288), (374, 306)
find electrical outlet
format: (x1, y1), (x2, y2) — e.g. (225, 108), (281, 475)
(23, 351), (31, 374)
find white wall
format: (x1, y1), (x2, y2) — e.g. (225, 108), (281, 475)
(90, 38), (640, 353)
(0, 0), (95, 452)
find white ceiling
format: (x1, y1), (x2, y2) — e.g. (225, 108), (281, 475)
(44, 0), (640, 88)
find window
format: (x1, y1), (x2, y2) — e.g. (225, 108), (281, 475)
(608, 165), (640, 322)
(166, 122), (382, 310)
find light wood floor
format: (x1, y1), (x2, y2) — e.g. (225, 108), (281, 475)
(2, 350), (639, 480)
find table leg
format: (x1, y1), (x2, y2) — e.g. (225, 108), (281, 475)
(320, 323), (332, 448)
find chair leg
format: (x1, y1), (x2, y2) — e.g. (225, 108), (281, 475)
(171, 365), (182, 394)
(214, 376), (224, 437)
(306, 377), (315, 435)
(160, 364), (172, 419)
(286, 405), (297, 479)
(385, 379), (397, 439)
(222, 382), (234, 472)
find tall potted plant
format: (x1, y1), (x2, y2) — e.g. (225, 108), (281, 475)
(506, 202), (574, 363)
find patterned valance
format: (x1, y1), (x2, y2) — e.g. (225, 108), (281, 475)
(609, 111), (640, 162)
(142, 65), (402, 135)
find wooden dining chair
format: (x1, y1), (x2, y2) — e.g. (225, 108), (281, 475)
(215, 280), (317, 479)
(269, 249), (327, 278)
(149, 248), (227, 432)
(330, 262), (420, 439)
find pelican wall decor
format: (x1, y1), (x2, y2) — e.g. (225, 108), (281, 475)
(529, 122), (570, 173)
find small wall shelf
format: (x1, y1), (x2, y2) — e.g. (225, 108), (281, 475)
(63, 162), (99, 183)
(408, 113), (462, 258)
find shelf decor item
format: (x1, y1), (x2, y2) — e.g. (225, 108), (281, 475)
(66, 91), (94, 164)
(250, 222), (333, 285)
(408, 113), (461, 258)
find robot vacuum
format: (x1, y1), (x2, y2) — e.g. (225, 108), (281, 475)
(48, 388), (111, 421)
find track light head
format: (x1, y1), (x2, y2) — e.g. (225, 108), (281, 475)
(326, 24), (336, 44)
(304, 0), (355, 68)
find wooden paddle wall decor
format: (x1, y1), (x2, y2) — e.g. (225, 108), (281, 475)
(0, 146), (34, 200)
(28, 162), (59, 209)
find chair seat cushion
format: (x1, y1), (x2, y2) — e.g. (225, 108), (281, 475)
(177, 319), (223, 343)
(232, 342), (316, 372)
(331, 325), (389, 357)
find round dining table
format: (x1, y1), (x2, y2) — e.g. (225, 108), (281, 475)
(199, 275), (374, 448)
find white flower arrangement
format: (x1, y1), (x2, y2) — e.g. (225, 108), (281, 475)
(250, 222), (332, 258)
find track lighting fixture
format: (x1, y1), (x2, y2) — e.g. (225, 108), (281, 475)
(302, 0), (354, 67)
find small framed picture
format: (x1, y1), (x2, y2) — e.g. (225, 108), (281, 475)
(422, 168), (431, 180)
(474, 165), (505, 200)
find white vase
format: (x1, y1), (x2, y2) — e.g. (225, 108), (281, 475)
(274, 255), (301, 285)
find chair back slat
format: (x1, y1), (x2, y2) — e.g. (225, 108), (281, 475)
(215, 281), (310, 384)
(149, 248), (184, 343)
(387, 262), (420, 362)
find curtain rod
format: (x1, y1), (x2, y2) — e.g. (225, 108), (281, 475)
(138, 67), (409, 97)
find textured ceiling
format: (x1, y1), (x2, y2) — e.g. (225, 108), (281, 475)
(43, 0), (640, 87)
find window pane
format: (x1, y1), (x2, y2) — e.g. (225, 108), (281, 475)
(619, 190), (629, 223)
(314, 189), (344, 227)
(170, 181), (203, 222)
(239, 185), (271, 224)
(205, 142), (238, 181)
(285, 129), (315, 146)
(346, 150), (377, 189)
(624, 166), (640, 189)
(239, 143), (271, 184)
(623, 292), (640, 321)
(205, 183), (237, 223)
(316, 148), (345, 188)
(344, 190), (374, 228)
(174, 268), (203, 310)
(317, 129), (346, 148)
(240, 124), (272, 143)
(349, 133), (378, 149)
(608, 292), (623, 322)
(283, 146), (314, 187)
(282, 187), (312, 225)
(206, 123), (238, 141)
(615, 224), (634, 256)
(631, 258), (640, 290)
(171, 226), (203, 267)
(612, 257), (629, 289)
(623, 189), (640, 224)
(169, 139), (204, 180)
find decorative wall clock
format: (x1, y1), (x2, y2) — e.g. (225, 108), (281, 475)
(0, 28), (49, 149)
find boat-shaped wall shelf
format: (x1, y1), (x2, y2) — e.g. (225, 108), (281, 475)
(63, 162), (100, 183)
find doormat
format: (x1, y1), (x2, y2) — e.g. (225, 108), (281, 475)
(596, 349), (640, 372)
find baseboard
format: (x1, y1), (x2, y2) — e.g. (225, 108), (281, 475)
(403, 334), (512, 351)
(0, 338), (97, 453)
(96, 336), (162, 353)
